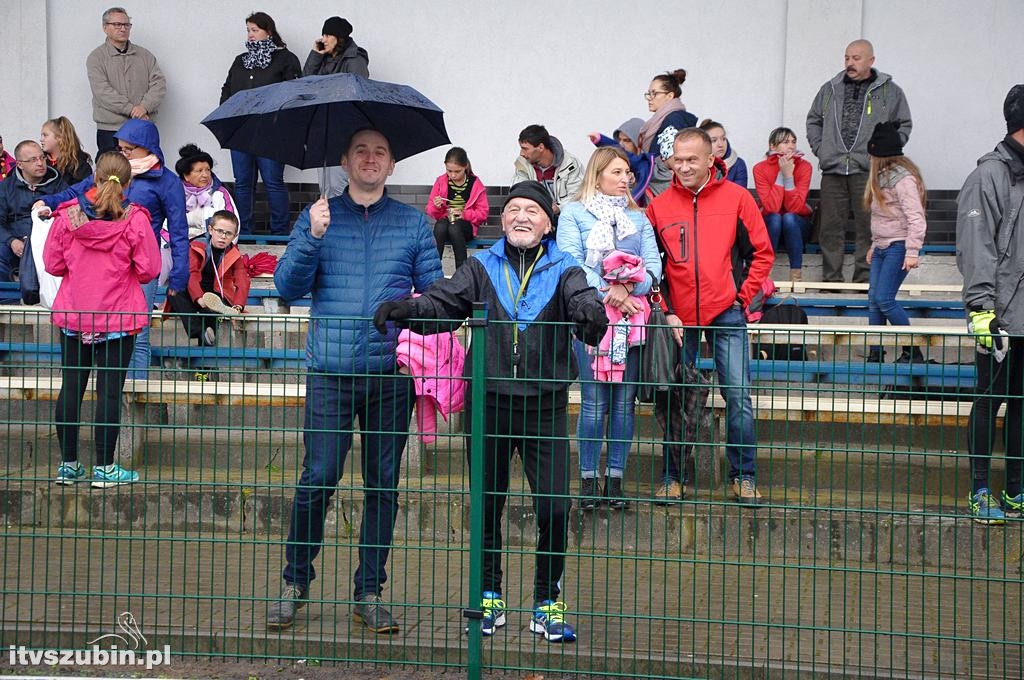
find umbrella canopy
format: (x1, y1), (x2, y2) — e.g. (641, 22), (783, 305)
(201, 74), (450, 167)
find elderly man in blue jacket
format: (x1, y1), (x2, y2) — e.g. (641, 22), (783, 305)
(268, 128), (443, 634)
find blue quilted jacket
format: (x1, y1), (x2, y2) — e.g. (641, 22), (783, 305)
(274, 189), (443, 374)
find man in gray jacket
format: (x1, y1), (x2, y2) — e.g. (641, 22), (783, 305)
(86, 7), (166, 155)
(513, 125), (583, 216)
(806, 39), (912, 283)
(956, 84), (1024, 525)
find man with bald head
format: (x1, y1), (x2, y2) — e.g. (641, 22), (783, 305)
(807, 39), (912, 284)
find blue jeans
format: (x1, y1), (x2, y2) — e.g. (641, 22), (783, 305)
(573, 340), (640, 477)
(680, 306), (756, 481)
(763, 212), (811, 270)
(283, 372), (415, 597)
(230, 150), (290, 235)
(868, 240), (910, 327)
(127, 278), (158, 379)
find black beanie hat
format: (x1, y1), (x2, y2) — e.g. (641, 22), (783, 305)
(867, 121), (903, 158)
(321, 16), (353, 40)
(1004, 84), (1024, 134)
(505, 181), (555, 227)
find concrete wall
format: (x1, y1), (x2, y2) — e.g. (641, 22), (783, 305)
(0, 0), (1017, 189)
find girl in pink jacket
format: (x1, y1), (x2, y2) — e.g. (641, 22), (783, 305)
(425, 147), (489, 269)
(863, 122), (928, 364)
(44, 152), (162, 488)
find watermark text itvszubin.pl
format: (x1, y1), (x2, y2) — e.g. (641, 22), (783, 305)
(8, 644), (171, 669)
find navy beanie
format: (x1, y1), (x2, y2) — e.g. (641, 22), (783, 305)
(1005, 84), (1024, 134)
(321, 17), (353, 40)
(867, 121), (903, 158)
(505, 181), (555, 226)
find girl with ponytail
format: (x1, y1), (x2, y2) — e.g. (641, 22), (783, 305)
(43, 151), (162, 488)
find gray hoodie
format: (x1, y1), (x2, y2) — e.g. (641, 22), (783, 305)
(956, 141), (1024, 332)
(806, 69), (913, 175)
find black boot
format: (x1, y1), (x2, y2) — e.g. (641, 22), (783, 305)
(894, 346), (925, 364)
(865, 347), (886, 363)
(604, 476), (630, 510)
(580, 477), (599, 511)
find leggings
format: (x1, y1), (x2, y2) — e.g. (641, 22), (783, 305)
(433, 218), (474, 268)
(55, 333), (135, 466)
(968, 338), (1024, 495)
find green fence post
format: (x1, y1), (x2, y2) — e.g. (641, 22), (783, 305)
(463, 302), (487, 680)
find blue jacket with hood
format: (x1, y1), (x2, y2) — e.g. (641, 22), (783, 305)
(42, 119), (189, 291)
(274, 188), (443, 374)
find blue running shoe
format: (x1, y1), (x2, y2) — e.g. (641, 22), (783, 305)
(530, 600), (576, 643)
(969, 489), (1006, 525)
(54, 462), (86, 485)
(1001, 490), (1024, 517)
(92, 464), (140, 488)
(465, 591), (506, 636)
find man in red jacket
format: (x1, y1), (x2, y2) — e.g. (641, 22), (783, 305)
(646, 127), (774, 504)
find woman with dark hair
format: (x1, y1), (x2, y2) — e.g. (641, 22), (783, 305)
(699, 119), (747, 187)
(425, 147), (488, 269)
(220, 11), (300, 235)
(636, 69), (698, 195)
(175, 144), (237, 240)
(40, 116), (93, 185)
(44, 151), (161, 488)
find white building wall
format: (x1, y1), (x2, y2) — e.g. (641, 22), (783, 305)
(0, 0), (1017, 189)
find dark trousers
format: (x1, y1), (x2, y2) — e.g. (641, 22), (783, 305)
(433, 218), (474, 268)
(166, 292), (219, 342)
(55, 333), (135, 466)
(818, 172), (871, 283)
(283, 372), (415, 597)
(470, 391), (571, 603)
(968, 339), (1024, 495)
(96, 129), (118, 157)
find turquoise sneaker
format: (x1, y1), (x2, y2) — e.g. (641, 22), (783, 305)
(969, 489), (1006, 525)
(465, 591), (507, 636)
(92, 464), (140, 488)
(54, 462), (86, 485)
(530, 600), (576, 643)
(1001, 490), (1024, 517)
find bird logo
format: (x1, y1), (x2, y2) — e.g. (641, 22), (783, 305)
(87, 612), (148, 650)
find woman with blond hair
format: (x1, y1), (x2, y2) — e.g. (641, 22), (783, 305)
(863, 121), (927, 364)
(44, 151), (161, 487)
(557, 146), (661, 509)
(40, 116), (92, 185)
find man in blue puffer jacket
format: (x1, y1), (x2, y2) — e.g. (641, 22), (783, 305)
(268, 128), (443, 634)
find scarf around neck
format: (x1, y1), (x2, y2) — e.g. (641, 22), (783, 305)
(242, 38), (276, 70)
(129, 154), (160, 177)
(184, 182), (214, 212)
(584, 192), (637, 268)
(638, 98), (687, 153)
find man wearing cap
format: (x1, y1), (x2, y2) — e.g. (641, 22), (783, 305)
(373, 180), (608, 643)
(956, 84), (1024, 525)
(268, 128), (443, 633)
(806, 39), (912, 283)
(302, 16), (370, 198)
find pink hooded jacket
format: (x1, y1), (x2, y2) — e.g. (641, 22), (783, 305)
(44, 199), (161, 333)
(425, 173), (490, 235)
(396, 328), (467, 443)
(592, 251), (650, 382)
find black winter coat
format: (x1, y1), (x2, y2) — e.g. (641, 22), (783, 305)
(220, 48), (301, 104)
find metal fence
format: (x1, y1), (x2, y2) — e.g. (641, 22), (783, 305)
(1, 305), (1021, 679)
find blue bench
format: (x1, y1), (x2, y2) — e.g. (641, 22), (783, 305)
(768, 297), (964, 319)
(0, 342), (305, 370)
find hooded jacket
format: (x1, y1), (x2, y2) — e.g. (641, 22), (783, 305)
(752, 153), (813, 218)
(512, 136), (584, 208)
(302, 38), (369, 77)
(43, 198), (161, 333)
(806, 69), (913, 175)
(221, 47), (301, 104)
(957, 139), (1024, 333)
(41, 119), (190, 292)
(594, 118), (656, 203)
(274, 188), (443, 374)
(182, 237), (251, 309)
(86, 40), (167, 130)
(425, 173), (489, 233)
(645, 157), (774, 326)
(0, 166), (67, 248)
(869, 166), (927, 257)
(721, 142), (748, 187)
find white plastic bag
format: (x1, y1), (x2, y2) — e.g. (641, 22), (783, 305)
(158, 222), (173, 287)
(30, 209), (62, 309)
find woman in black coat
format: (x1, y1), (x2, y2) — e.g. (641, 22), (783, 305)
(220, 11), (300, 235)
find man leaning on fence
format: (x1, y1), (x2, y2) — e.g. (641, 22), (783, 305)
(645, 127), (774, 505)
(373, 180), (608, 643)
(268, 128), (443, 633)
(956, 84), (1024, 525)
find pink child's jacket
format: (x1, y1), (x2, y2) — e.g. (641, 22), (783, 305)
(44, 199), (161, 333)
(424, 173), (490, 236)
(592, 251), (650, 382)
(396, 328), (467, 443)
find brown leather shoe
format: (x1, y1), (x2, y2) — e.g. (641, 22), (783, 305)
(732, 478), (765, 506)
(654, 480), (683, 505)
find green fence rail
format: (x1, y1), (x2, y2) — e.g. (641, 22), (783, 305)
(1, 305), (1021, 679)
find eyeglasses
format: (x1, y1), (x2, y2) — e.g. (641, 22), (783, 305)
(17, 155), (46, 165)
(105, 22), (132, 28)
(211, 227), (236, 238)
(644, 90), (671, 99)
(117, 144), (138, 156)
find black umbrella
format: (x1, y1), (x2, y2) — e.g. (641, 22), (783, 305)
(200, 73), (450, 168)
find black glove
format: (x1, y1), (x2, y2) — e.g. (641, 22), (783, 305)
(373, 300), (413, 335)
(573, 304), (608, 346)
